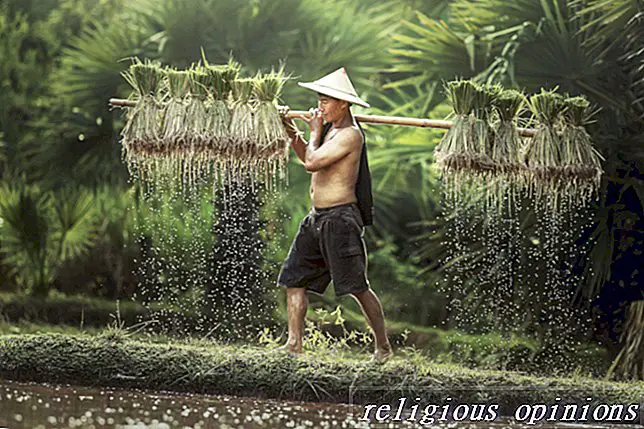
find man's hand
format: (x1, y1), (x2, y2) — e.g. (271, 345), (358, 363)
(302, 107), (324, 136)
(277, 105), (301, 139)
(278, 104), (308, 163)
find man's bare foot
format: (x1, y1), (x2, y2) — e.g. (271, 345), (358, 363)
(276, 342), (302, 357)
(370, 344), (393, 363)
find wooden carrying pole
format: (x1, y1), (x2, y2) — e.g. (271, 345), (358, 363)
(108, 98), (537, 137)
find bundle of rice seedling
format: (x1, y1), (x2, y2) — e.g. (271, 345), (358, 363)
(205, 62), (238, 160)
(560, 95), (604, 202)
(161, 68), (190, 152)
(164, 66), (214, 189)
(186, 66), (214, 155)
(253, 66), (289, 155)
(491, 89), (525, 175)
(482, 88), (526, 215)
(207, 76), (257, 195)
(434, 79), (477, 175)
(229, 77), (257, 161)
(471, 82), (502, 176)
(521, 88), (567, 201)
(435, 79), (485, 205)
(119, 58), (165, 180)
(252, 65), (291, 192)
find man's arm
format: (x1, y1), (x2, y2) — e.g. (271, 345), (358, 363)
(282, 116), (308, 163)
(304, 128), (361, 172)
(290, 133), (308, 164)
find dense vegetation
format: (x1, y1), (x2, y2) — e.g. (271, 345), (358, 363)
(0, 0), (641, 381)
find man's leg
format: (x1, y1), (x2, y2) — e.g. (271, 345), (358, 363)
(277, 211), (324, 355)
(352, 288), (393, 361)
(286, 287), (308, 354)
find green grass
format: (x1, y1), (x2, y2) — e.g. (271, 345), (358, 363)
(0, 332), (640, 416)
(0, 292), (207, 334)
(0, 320), (104, 336)
(0, 292), (149, 327)
(304, 304), (610, 379)
(1, 289), (612, 379)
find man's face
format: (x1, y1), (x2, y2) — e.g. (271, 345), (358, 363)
(317, 94), (348, 122)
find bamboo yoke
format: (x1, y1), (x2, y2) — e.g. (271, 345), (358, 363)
(108, 98), (538, 137)
(110, 61), (603, 212)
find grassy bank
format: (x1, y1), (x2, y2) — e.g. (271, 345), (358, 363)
(0, 292), (198, 332)
(2, 291), (611, 378)
(305, 304), (610, 378)
(0, 333), (640, 416)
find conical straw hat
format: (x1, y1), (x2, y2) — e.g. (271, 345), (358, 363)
(298, 67), (370, 108)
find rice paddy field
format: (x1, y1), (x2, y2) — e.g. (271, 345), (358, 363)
(2, 379), (642, 429)
(0, 332), (641, 428)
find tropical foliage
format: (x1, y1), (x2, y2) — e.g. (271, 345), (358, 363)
(0, 0), (641, 379)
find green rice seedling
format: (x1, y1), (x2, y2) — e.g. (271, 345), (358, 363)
(253, 65), (289, 154)
(252, 65), (291, 192)
(522, 88), (567, 204)
(161, 68), (190, 152)
(187, 66), (213, 153)
(119, 58), (164, 181)
(179, 66), (214, 188)
(435, 79), (482, 206)
(207, 76), (256, 196)
(157, 68), (190, 190)
(229, 77), (256, 162)
(560, 95), (604, 205)
(467, 82), (503, 214)
(492, 89), (525, 174)
(205, 63), (237, 160)
(471, 82), (501, 175)
(489, 89), (526, 214)
(434, 79), (477, 175)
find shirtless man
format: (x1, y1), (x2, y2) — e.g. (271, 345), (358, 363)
(276, 68), (393, 362)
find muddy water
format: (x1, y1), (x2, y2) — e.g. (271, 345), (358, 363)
(0, 381), (638, 428)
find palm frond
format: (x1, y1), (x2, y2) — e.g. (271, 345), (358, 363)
(0, 182), (52, 293)
(389, 14), (489, 81)
(285, 0), (398, 109)
(51, 18), (155, 113)
(52, 187), (99, 262)
(576, 0), (644, 119)
(575, 0), (642, 41)
(450, 0), (547, 29)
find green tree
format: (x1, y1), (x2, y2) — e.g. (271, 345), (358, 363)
(0, 181), (99, 296)
(389, 0), (642, 298)
(47, 0), (402, 322)
(0, 0), (129, 185)
(385, 0), (643, 376)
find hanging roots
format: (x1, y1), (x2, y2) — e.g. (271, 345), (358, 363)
(119, 58), (165, 182)
(559, 95), (604, 205)
(118, 56), (291, 194)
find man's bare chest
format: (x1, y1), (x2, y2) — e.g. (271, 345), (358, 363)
(322, 128), (339, 145)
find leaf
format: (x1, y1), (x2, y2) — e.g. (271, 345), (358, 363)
(52, 187), (99, 262)
(0, 182), (52, 291)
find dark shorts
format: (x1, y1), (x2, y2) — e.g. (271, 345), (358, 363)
(277, 202), (370, 297)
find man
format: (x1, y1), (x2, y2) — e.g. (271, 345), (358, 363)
(277, 67), (393, 362)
